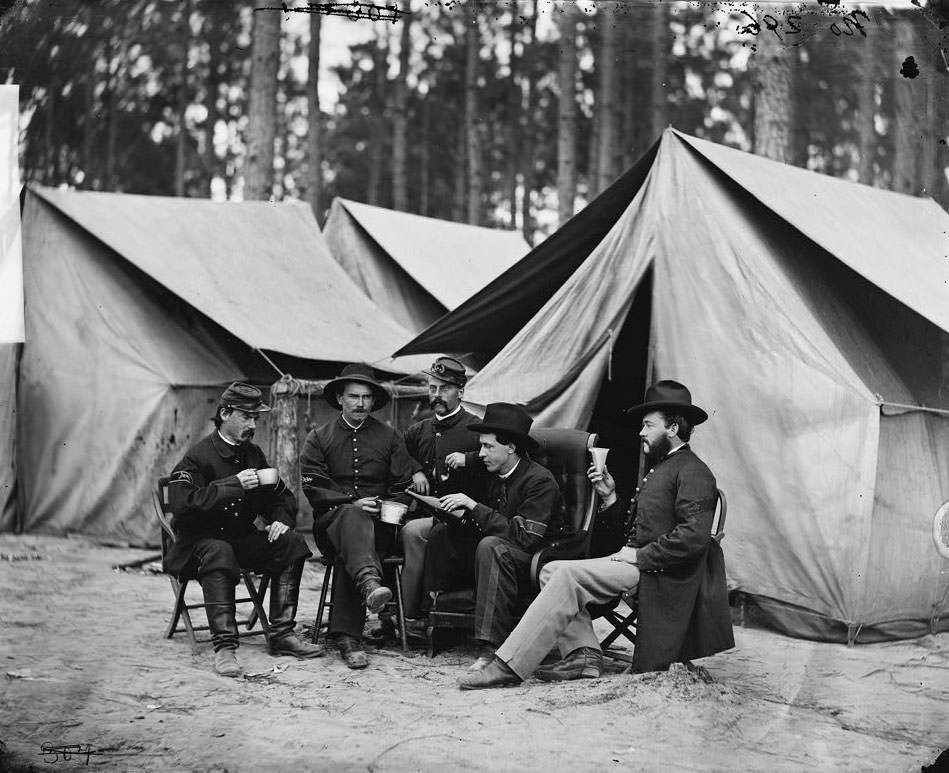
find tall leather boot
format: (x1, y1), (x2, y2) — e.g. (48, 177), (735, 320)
(201, 571), (241, 678)
(268, 560), (325, 658)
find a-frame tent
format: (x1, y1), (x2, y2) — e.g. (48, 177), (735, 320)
(14, 186), (415, 545)
(396, 128), (949, 644)
(323, 197), (530, 335)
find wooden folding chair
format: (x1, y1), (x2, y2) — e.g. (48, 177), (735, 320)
(592, 488), (728, 663)
(153, 476), (274, 654)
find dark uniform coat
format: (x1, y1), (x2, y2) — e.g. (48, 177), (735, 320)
(404, 407), (484, 499)
(604, 444), (734, 672)
(164, 431), (306, 577)
(299, 415), (415, 513)
(468, 459), (564, 551)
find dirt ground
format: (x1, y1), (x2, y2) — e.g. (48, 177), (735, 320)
(0, 534), (947, 772)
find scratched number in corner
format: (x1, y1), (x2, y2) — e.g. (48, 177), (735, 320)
(40, 742), (100, 765)
(736, 7), (871, 44)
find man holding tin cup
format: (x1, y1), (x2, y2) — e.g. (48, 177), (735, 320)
(166, 382), (324, 678)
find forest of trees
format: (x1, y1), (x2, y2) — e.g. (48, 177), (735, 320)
(1, 0), (947, 243)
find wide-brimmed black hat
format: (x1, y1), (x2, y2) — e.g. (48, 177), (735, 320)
(623, 380), (708, 425)
(218, 382), (272, 413)
(468, 402), (539, 454)
(323, 363), (391, 411)
(423, 356), (468, 388)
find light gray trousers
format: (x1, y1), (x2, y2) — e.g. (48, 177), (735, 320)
(495, 556), (641, 680)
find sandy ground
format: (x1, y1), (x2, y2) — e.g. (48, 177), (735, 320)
(0, 534), (947, 773)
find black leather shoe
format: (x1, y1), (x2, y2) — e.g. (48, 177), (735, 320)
(458, 657), (521, 690)
(269, 633), (325, 659)
(335, 634), (369, 669)
(534, 647), (603, 682)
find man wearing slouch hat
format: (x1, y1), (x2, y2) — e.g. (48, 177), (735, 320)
(166, 382), (323, 678)
(300, 363), (415, 669)
(432, 402), (564, 671)
(458, 381), (734, 690)
(399, 357), (484, 630)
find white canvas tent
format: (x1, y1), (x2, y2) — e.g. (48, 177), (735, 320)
(398, 129), (949, 643)
(323, 197), (530, 334)
(13, 186), (414, 545)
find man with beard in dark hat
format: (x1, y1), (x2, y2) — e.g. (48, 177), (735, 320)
(399, 357), (484, 629)
(300, 363), (415, 669)
(458, 380), (734, 690)
(166, 382), (323, 678)
(433, 402), (563, 671)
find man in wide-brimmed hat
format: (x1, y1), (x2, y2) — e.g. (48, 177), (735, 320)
(399, 357), (485, 629)
(434, 402), (564, 671)
(300, 363), (415, 669)
(166, 382), (323, 678)
(459, 380), (733, 690)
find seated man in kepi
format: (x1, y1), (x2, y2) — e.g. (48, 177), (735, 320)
(400, 357), (484, 632)
(300, 363), (415, 669)
(165, 382), (323, 678)
(458, 380), (734, 690)
(432, 403), (564, 671)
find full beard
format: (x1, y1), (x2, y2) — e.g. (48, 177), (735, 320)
(643, 434), (672, 463)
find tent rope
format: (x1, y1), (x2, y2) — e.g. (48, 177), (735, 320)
(255, 347), (285, 378)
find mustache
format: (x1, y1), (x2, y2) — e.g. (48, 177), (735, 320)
(430, 398), (448, 408)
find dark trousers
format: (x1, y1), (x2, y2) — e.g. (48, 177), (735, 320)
(314, 504), (398, 638)
(188, 530), (311, 582)
(474, 536), (532, 645)
(425, 525), (532, 646)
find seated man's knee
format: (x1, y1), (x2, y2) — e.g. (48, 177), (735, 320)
(475, 535), (508, 559)
(197, 539), (240, 580)
(400, 517), (431, 546)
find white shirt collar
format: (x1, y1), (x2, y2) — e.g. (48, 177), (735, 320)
(435, 405), (463, 422)
(342, 415), (367, 431)
(217, 430), (239, 446)
(667, 442), (687, 456)
(498, 459), (521, 480)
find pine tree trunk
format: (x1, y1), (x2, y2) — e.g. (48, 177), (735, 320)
(44, 77), (56, 183)
(204, 10), (220, 194)
(175, 0), (191, 197)
(595, 5), (618, 193)
(244, 8), (280, 200)
(649, 2), (669, 141)
(464, 3), (483, 225)
(81, 38), (97, 189)
(420, 95), (430, 216)
(306, 11), (322, 217)
(367, 27), (387, 206)
(520, 0), (538, 243)
(891, 17), (919, 194)
(505, 12), (520, 229)
(391, 2), (411, 211)
(856, 32), (877, 185)
(557, 2), (579, 225)
(752, 21), (796, 164)
(452, 121), (465, 221)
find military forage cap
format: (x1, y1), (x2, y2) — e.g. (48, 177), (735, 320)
(424, 356), (468, 388)
(218, 382), (272, 413)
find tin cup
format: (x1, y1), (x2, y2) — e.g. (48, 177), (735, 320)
(380, 500), (409, 525)
(589, 447), (609, 474)
(256, 468), (279, 486)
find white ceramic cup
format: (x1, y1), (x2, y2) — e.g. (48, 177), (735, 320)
(256, 467), (279, 486)
(380, 500), (409, 525)
(590, 447), (609, 474)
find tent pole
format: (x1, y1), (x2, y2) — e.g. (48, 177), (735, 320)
(637, 318), (657, 483)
